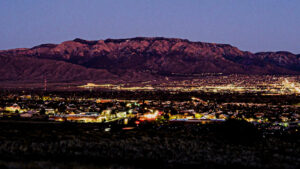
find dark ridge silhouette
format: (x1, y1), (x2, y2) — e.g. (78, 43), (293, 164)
(73, 38), (98, 46)
(31, 44), (57, 50)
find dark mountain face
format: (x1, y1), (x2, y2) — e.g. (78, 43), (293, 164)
(0, 55), (117, 82)
(254, 52), (300, 71)
(0, 37), (299, 82)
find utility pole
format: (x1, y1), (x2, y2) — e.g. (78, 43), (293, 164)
(44, 75), (47, 92)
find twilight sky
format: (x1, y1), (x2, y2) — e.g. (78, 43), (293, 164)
(0, 0), (299, 53)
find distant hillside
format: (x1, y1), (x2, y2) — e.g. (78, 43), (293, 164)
(0, 37), (299, 82)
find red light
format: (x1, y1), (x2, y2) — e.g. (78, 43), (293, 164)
(122, 127), (135, 130)
(135, 121), (140, 125)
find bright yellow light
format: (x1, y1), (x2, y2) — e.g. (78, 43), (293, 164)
(143, 113), (157, 120)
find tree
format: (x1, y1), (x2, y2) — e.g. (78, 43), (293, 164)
(217, 119), (261, 145)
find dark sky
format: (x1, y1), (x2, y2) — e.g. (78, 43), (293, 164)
(0, 0), (299, 53)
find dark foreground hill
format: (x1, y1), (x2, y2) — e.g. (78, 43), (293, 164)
(0, 120), (299, 169)
(0, 37), (299, 82)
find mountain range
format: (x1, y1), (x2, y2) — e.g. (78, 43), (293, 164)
(0, 37), (299, 82)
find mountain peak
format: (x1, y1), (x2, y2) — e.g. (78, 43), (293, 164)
(73, 38), (98, 45)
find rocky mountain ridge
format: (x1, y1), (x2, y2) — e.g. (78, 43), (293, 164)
(0, 37), (299, 82)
